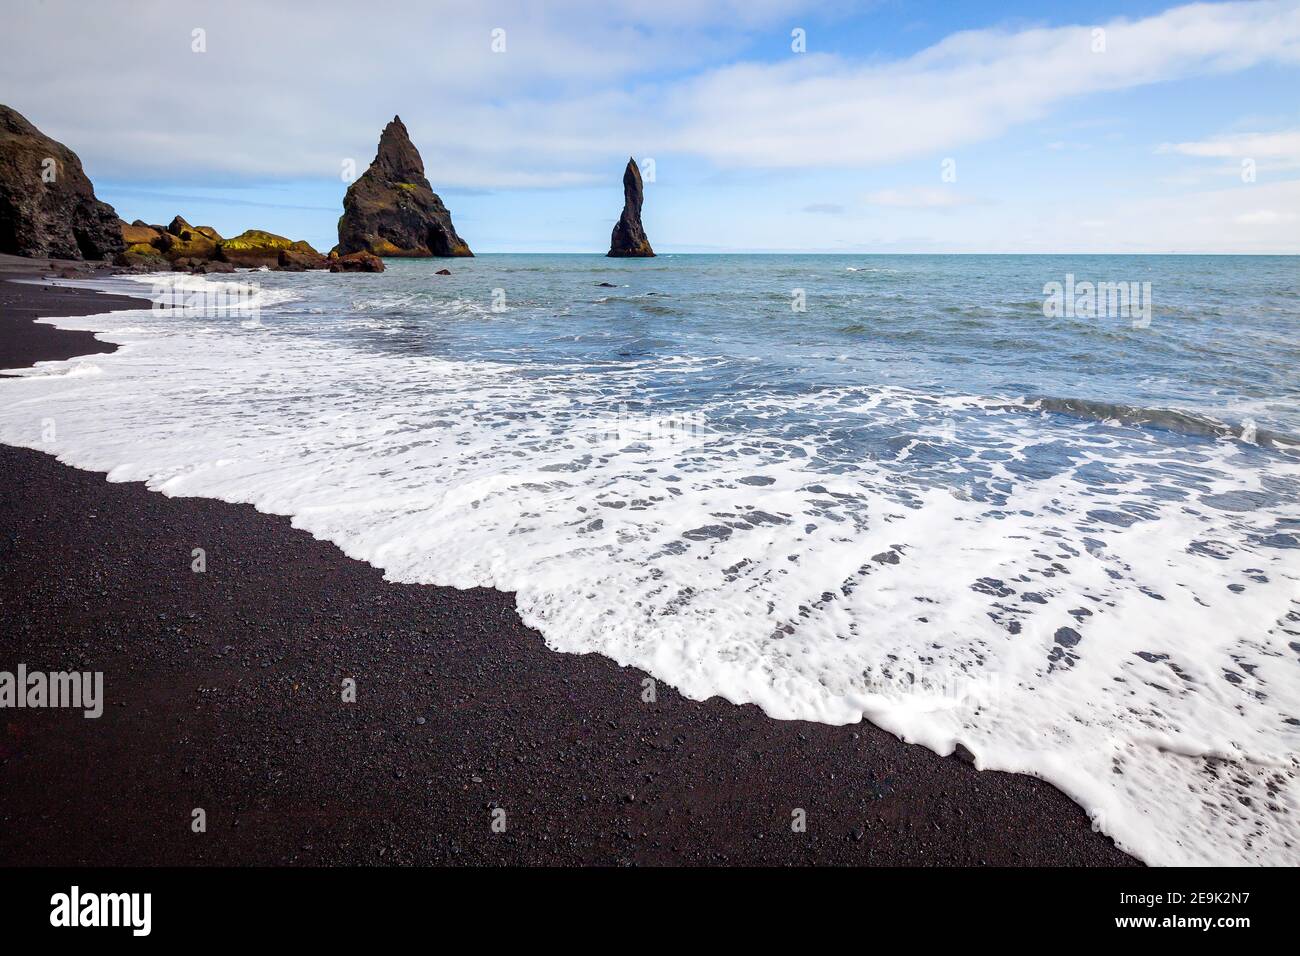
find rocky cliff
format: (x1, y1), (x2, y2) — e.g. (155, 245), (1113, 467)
(0, 104), (124, 260)
(607, 157), (654, 258)
(335, 116), (471, 258)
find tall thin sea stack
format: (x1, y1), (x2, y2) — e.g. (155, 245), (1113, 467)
(607, 157), (654, 257)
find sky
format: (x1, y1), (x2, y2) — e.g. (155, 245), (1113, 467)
(2, 0), (1298, 253)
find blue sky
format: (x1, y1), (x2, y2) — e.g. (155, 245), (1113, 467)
(3, 0), (1297, 253)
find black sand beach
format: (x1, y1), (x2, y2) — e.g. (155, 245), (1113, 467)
(0, 268), (1138, 866)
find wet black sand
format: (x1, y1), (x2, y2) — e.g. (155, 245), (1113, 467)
(0, 254), (133, 369)
(0, 268), (1138, 866)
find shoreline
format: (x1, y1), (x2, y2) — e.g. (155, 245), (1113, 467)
(0, 266), (1138, 866)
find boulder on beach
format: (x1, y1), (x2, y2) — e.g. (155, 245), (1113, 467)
(328, 250), (385, 273)
(278, 248), (330, 272)
(607, 157), (654, 258)
(335, 115), (472, 258)
(0, 104), (124, 260)
(192, 259), (235, 274)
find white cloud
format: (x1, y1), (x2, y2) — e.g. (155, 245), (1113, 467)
(0, 0), (809, 185)
(803, 202), (847, 215)
(863, 187), (975, 209)
(1159, 129), (1300, 158)
(2, 0), (1299, 188)
(666, 0), (1300, 168)
(1156, 128), (1300, 180)
(1234, 208), (1298, 224)
(999, 179), (1300, 253)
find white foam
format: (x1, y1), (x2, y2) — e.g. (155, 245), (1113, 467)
(2, 283), (1297, 866)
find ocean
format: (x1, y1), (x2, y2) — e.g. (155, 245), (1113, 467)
(2, 253), (1297, 865)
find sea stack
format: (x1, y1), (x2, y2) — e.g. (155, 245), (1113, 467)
(335, 115), (472, 258)
(607, 157), (654, 258)
(0, 104), (124, 260)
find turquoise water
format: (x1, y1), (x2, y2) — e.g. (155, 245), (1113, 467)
(255, 254), (1300, 521)
(272, 253), (1300, 435)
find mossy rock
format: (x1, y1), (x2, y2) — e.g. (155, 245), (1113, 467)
(217, 230), (320, 267)
(123, 241), (160, 256)
(166, 217), (223, 244)
(366, 237), (405, 257)
(113, 250), (168, 270)
(120, 221), (162, 246)
(219, 229), (299, 252)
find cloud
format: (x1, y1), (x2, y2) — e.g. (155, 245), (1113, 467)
(1001, 178), (1300, 253)
(99, 186), (338, 213)
(0, 0), (808, 185)
(561, 0), (1300, 216)
(1158, 129), (1300, 158)
(863, 187), (975, 209)
(666, 1), (1300, 168)
(802, 202), (846, 214)
(3, 0), (1300, 190)
(1156, 127), (1300, 180)
(1234, 208), (1298, 224)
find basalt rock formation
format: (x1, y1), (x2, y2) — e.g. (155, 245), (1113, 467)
(158, 215), (221, 261)
(216, 229), (322, 269)
(327, 250), (385, 273)
(116, 220), (169, 269)
(114, 217), (344, 273)
(607, 157), (653, 258)
(335, 116), (471, 258)
(0, 104), (124, 260)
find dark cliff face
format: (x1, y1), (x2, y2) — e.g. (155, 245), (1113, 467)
(0, 105), (124, 260)
(607, 157), (654, 258)
(335, 116), (472, 258)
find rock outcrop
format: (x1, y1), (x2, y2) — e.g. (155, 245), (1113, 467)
(113, 218), (347, 273)
(117, 220), (169, 269)
(335, 116), (471, 258)
(278, 249), (329, 272)
(327, 251), (385, 273)
(0, 104), (124, 260)
(157, 215), (221, 261)
(607, 157), (654, 258)
(216, 229), (322, 269)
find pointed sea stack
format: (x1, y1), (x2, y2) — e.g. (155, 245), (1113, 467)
(607, 157), (654, 257)
(0, 104), (124, 260)
(335, 115), (471, 258)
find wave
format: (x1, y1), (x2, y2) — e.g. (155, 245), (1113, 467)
(119, 271), (303, 310)
(1016, 395), (1300, 448)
